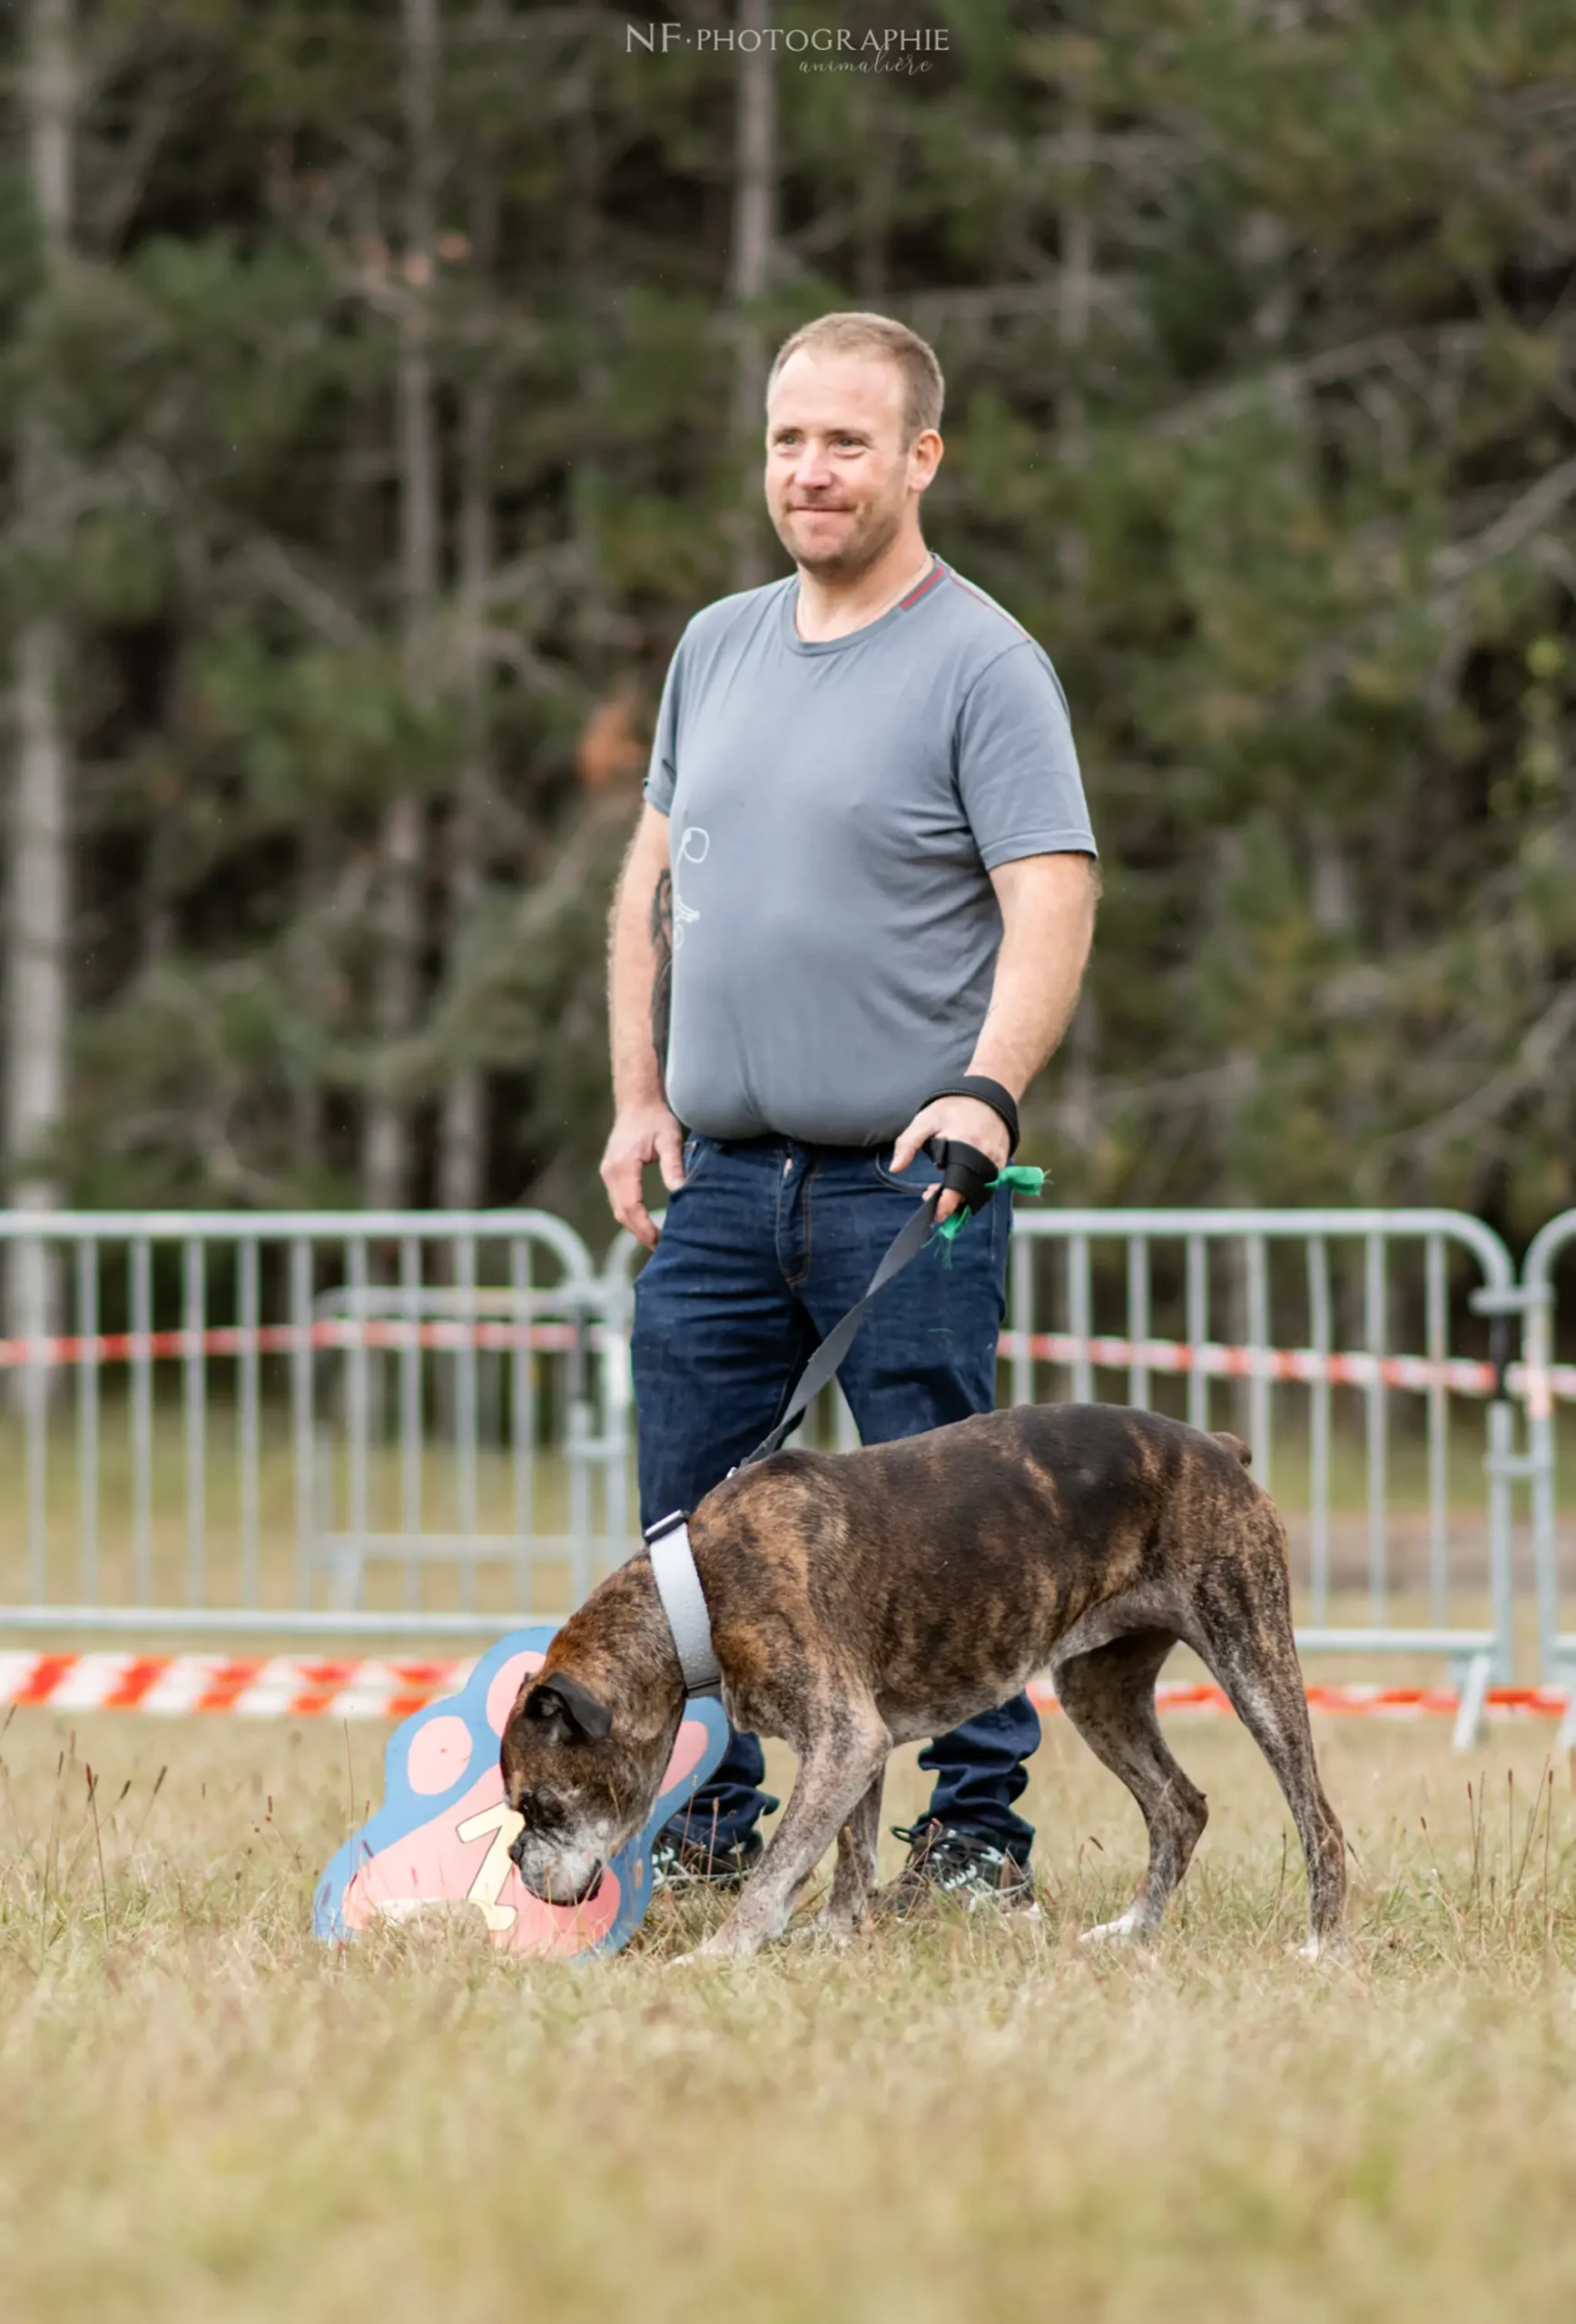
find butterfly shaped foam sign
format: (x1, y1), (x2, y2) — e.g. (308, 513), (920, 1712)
(313, 1628), (730, 1961)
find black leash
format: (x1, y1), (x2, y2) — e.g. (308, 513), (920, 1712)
(734, 1130), (1003, 1470)
(637, 1086), (1036, 1675)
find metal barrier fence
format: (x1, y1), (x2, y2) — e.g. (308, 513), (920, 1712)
(1521, 1207), (1576, 1740)
(0, 1200), (1545, 1747)
(0, 1212), (624, 1640)
(1002, 1210), (1521, 1748)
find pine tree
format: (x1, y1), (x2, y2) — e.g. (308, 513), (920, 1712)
(5, 0), (74, 1347)
(0, 0), (1569, 1249)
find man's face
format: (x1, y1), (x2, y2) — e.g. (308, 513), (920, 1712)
(764, 350), (940, 580)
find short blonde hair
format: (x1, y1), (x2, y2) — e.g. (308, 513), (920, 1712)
(766, 311), (944, 442)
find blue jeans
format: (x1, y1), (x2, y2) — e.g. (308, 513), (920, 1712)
(630, 1133), (1040, 1860)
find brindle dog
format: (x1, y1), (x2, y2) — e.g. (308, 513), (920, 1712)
(499, 1403), (1346, 1960)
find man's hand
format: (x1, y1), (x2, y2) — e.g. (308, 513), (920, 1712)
(601, 1103), (686, 1250)
(889, 1095), (1011, 1225)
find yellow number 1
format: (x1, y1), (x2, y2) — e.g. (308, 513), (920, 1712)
(456, 1801), (525, 1934)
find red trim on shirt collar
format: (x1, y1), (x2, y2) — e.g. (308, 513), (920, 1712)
(899, 559), (947, 610)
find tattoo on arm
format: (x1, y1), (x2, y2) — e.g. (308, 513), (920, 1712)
(649, 870), (673, 1094)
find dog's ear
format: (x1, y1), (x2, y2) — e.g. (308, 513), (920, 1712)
(524, 1673), (613, 1743)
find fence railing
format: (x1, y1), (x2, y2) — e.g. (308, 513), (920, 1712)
(0, 1212), (621, 1640)
(5, 1199), (1573, 1748)
(1520, 1208), (1576, 1742)
(1002, 1209), (1523, 1748)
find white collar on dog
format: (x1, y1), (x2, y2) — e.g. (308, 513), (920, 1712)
(645, 1515), (722, 1699)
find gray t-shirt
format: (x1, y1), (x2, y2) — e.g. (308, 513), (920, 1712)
(644, 557), (1096, 1147)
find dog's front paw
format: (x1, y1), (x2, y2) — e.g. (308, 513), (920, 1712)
(1079, 1905), (1149, 1947)
(1294, 1931), (1347, 1965)
(694, 1929), (759, 1962)
(793, 1912), (856, 1950)
(666, 1929), (751, 1967)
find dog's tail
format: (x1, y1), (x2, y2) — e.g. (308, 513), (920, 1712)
(1211, 1431), (1253, 1467)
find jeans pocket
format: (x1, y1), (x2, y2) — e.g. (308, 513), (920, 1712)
(679, 1132), (714, 1188)
(872, 1146), (939, 1196)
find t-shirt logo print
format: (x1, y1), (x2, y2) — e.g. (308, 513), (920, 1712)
(673, 825), (709, 950)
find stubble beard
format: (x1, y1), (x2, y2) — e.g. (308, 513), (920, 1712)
(773, 494), (904, 583)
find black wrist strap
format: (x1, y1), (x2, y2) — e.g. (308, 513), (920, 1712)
(921, 1075), (1020, 1156)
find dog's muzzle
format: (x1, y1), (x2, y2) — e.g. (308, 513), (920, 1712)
(507, 1827), (606, 1908)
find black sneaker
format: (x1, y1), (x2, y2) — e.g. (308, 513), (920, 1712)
(878, 1818), (1039, 1919)
(649, 1827), (764, 1892)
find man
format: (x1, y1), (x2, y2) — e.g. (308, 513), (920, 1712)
(601, 310), (1098, 1911)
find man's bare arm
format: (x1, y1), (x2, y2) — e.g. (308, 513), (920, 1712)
(891, 852), (1098, 1215)
(968, 850), (1099, 1095)
(602, 803), (685, 1248)
(649, 864), (674, 1084)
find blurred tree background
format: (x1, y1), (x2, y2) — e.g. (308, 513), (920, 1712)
(3, 0), (1575, 1257)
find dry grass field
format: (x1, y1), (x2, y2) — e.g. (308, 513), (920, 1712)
(3, 1704), (1576, 2323)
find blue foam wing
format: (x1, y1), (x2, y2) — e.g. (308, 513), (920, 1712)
(313, 1626), (729, 1960)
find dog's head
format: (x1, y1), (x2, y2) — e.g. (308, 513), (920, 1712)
(499, 1665), (677, 1907)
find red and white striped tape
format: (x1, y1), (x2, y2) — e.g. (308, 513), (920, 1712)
(0, 1318), (596, 1370)
(1000, 1330), (1576, 1406)
(1056, 1679), (1572, 1722)
(1, 1315), (1571, 1406)
(0, 1651), (468, 1720)
(0, 1652), (1567, 1723)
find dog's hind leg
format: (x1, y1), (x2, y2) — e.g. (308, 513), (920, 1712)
(1055, 1628), (1209, 1945)
(1189, 1545), (1347, 1956)
(818, 1769), (884, 1941)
